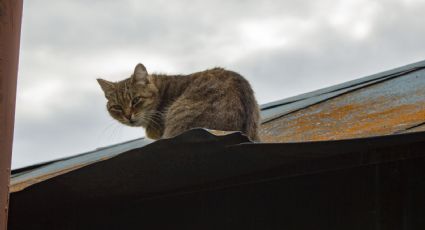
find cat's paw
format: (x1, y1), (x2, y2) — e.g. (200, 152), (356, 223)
(146, 127), (162, 140)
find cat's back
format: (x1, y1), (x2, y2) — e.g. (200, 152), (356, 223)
(189, 67), (244, 82)
(185, 67), (254, 95)
(165, 67), (260, 141)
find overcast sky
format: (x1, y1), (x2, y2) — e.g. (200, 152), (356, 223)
(12, 0), (425, 168)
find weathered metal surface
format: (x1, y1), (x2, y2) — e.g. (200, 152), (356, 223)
(401, 122), (425, 133)
(10, 138), (153, 193)
(0, 1), (23, 229)
(260, 68), (425, 142)
(260, 60), (425, 122)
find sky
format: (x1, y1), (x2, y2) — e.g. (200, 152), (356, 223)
(12, 0), (425, 168)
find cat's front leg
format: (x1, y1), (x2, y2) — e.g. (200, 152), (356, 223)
(145, 124), (163, 140)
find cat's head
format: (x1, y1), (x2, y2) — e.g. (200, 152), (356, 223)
(97, 63), (159, 127)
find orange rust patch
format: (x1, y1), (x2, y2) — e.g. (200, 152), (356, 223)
(260, 99), (425, 143)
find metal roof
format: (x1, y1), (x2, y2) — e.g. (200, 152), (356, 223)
(10, 59), (425, 193)
(9, 129), (425, 229)
(260, 59), (425, 142)
(10, 138), (153, 192)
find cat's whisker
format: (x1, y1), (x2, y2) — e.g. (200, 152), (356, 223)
(113, 125), (123, 142)
(96, 120), (117, 145)
(133, 111), (163, 130)
(144, 115), (162, 131)
(108, 123), (121, 143)
(99, 124), (114, 138)
(145, 110), (164, 120)
(144, 116), (160, 128)
(150, 113), (163, 120)
(98, 122), (114, 137)
(114, 124), (124, 142)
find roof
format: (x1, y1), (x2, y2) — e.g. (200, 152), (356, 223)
(9, 129), (425, 229)
(10, 138), (153, 192)
(260, 59), (425, 142)
(10, 59), (425, 193)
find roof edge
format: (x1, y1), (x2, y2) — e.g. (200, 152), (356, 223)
(261, 59), (425, 110)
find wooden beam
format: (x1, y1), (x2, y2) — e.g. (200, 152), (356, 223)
(0, 0), (23, 229)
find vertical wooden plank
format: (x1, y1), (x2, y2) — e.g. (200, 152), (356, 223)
(0, 0), (23, 229)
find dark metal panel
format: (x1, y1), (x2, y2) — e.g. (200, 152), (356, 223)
(0, 1), (23, 229)
(260, 69), (425, 142)
(10, 137), (152, 192)
(9, 130), (239, 193)
(8, 130), (425, 229)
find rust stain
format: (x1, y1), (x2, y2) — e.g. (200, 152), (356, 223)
(260, 98), (425, 143)
(344, 105), (424, 134)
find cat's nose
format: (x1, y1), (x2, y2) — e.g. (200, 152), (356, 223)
(126, 114), (136, 124)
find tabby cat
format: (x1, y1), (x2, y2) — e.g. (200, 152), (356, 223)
(97, 63), (260, 141)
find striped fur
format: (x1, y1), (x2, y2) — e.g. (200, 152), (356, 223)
(97, 63), (260, 141)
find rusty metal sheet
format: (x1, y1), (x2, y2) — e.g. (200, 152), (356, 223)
(261, 77), (394, 123)
(260, 60), (425, 122)
(260, 68), (425, 142)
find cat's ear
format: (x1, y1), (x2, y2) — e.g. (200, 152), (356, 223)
(132, 63), (149, 85)
(97, 78), (115, 97)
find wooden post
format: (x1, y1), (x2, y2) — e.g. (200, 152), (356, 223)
(0, 0), (23, 229)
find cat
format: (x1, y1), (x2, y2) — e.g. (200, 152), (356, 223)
(97, 63), (260, 141)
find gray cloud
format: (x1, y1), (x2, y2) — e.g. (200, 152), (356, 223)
(13, 0), (425, 168)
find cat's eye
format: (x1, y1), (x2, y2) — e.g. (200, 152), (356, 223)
(110, 105), (122, 112)
(132, 96), (142, 106)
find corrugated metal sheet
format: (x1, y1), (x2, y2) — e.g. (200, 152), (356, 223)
(260, 60), (425, 142)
